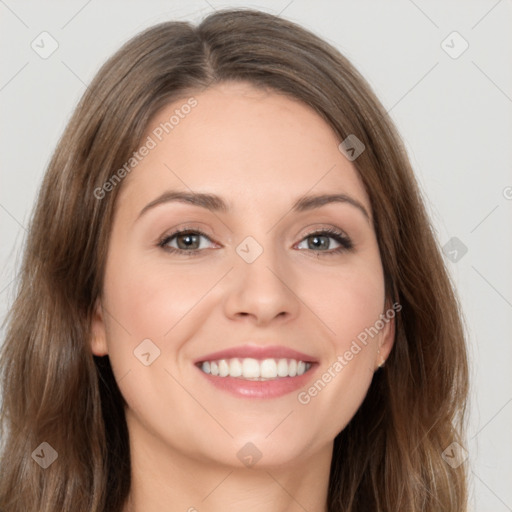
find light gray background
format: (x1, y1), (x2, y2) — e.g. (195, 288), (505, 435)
(1, 1), (511, 510)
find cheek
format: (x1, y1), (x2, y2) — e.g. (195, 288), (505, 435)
(100, 254), (220, 415)
(303, 258), (385, 349)
(103, 249), (220, 342)
(292, 258), (385, 427)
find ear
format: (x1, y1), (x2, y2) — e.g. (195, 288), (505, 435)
(375, 299), (399, 369)
(90, 297), (109, 356)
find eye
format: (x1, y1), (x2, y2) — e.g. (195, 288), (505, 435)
(158, 229), (217, 255)
(157, 227), (353, 256)
(296, 228), (353, 254)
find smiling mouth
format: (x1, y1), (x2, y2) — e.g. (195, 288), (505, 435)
(197, 357), (313, 380)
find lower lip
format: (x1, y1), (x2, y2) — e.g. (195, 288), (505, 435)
(195, 364), (318, 399)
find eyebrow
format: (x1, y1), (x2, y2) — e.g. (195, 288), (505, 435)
(136, 190), (370, 222)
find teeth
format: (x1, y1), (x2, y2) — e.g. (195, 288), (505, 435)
(229, 358), (242, 377)
(260, 358), (277, 379)
(277, 358), (288, 377)
(218, 359), (229, 377)
(199, 357), (312, 380)
(242, 358), (260, 378)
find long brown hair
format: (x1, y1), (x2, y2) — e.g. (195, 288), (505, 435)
(0, 8), (469, 511)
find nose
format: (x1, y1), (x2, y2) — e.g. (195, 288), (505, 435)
(222, 242), (300, 326)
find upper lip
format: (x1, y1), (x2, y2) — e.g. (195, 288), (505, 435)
(194, 344), (318, 364)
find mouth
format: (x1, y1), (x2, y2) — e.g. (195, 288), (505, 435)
(194, 345), (318, 399)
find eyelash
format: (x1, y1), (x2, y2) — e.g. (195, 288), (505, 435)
(157, 227), (353, 257)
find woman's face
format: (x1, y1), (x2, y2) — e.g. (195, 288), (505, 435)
(91, 81), (394, 469)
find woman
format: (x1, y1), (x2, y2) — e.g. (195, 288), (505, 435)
(0, 8), (469, 512)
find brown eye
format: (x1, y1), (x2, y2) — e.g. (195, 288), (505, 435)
(175, 232), (201, 250)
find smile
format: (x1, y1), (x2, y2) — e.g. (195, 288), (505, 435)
(198, 357), (313, 380)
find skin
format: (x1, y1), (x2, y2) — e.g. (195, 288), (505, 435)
(91, 81), (395, 512)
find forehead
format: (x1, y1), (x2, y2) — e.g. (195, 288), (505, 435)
(118, 81), (370, 215)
